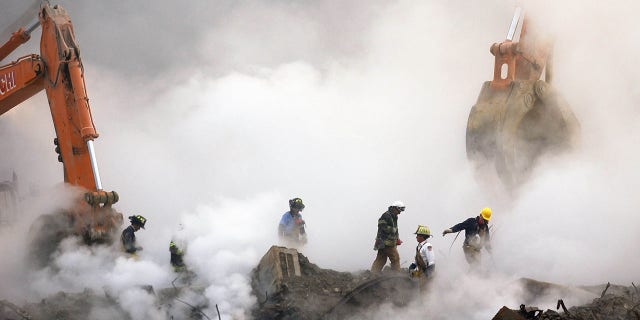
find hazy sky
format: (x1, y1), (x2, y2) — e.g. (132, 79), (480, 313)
(1, 0), (639, 319)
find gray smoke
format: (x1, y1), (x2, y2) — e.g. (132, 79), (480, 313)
(1, 0), (639, 319)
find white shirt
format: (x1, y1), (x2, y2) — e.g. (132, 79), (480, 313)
(417, 240), (435, 266)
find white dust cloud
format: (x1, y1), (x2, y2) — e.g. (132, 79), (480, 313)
(1, 0), (639, 319)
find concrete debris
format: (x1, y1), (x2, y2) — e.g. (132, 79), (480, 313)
(493, 282), (640, 320)
(251, 247), (417, 319)
(1, 246), (637, 320)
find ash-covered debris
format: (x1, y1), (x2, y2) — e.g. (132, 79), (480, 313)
(250, 247), (418, 320)
(0, 289), (130, 320)
(0, 299), (32, 320)
(0, 285), (211, 320)
(250, 251), (369, 320)
(493, 282), (640, 320)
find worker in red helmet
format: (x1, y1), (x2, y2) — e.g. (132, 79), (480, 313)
(371, 201), (405, 274)
(121, 215), (146, 255)
(442, 207), (492, 266)
(278, 198), (307, 247)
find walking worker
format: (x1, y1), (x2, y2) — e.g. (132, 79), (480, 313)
(121, 215), (146, 255)
(442, 207), (492, 266)
(371, 201), (405, 274)
(278, 197), (307, 247)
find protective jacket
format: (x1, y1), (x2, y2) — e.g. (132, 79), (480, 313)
(170, 240), (186, 270)
(374, 211), (399, 249)
(279, 211), (306, 241)
(121, 225), (137, 254)
(416, 241), (435, 268)
(450, 217), (491, 250)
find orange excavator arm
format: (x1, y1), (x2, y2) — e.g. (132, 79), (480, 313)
(487, 7), (554, 89)
(0, 55), (44, 115)
(1, 3), (121, 242)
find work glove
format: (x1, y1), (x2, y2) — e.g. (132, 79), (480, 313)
(374, 238), (384, 251)
(442, 228), (453, 236)
(396, 239), (403, 246)
(409, 263), (417, 270)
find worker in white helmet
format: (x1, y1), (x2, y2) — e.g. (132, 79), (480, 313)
(371, 201), (405, 274)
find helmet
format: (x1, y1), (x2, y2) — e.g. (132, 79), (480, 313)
(480, 207), (492, 221)
(129, 215), (147, 228)
(289, 198), (305, 210)
(390, 200), (405, 209)
(414, 225), (431, 237)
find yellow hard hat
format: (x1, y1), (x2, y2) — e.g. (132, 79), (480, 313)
(414, 225), (431, 237)
(480, 207), (492, 221)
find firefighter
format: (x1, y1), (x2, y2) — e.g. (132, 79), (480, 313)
(442, 207), (492, 266)
(169, 224), (187, 272)
(410, 225), (435, 291)
(278, 198), (307, 247)
(371, 201), (405, 274)
(409, 225), (435, 283)
(121, 215), (146, 254)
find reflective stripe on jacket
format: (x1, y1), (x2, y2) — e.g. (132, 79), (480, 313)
(376, 211), (398, 247)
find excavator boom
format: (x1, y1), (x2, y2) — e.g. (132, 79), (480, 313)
(1, 3), (122, 243)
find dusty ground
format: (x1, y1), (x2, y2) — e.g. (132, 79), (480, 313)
(250, 253), (640, 320)
(1, 251), (637, 320)
(495, 283), (640, 319)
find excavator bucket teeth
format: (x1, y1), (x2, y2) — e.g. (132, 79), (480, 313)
(466, 79), (579, 187)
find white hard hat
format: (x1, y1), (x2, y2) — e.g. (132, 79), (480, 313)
(390, 200), (405, 208)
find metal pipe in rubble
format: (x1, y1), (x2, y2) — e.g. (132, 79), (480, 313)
(506, 7), (522, 41)
(86, 140), (103, 190)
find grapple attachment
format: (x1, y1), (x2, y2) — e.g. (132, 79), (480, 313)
(466, 9), (579, 188)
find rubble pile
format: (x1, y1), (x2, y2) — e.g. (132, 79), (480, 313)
(0, 286), (208, 320)
(494, 283), (640, 320)
(250, 246), (417, 319)
(1, 245), (637, 320)
(0, 290), (129, 320)
(251, 250), (370, 319)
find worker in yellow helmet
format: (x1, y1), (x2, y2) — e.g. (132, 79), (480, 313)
(409, 225), (435, 292)
(442, 207), (492, 266)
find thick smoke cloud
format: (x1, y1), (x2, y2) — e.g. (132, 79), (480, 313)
(1, 0), (639, 319)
